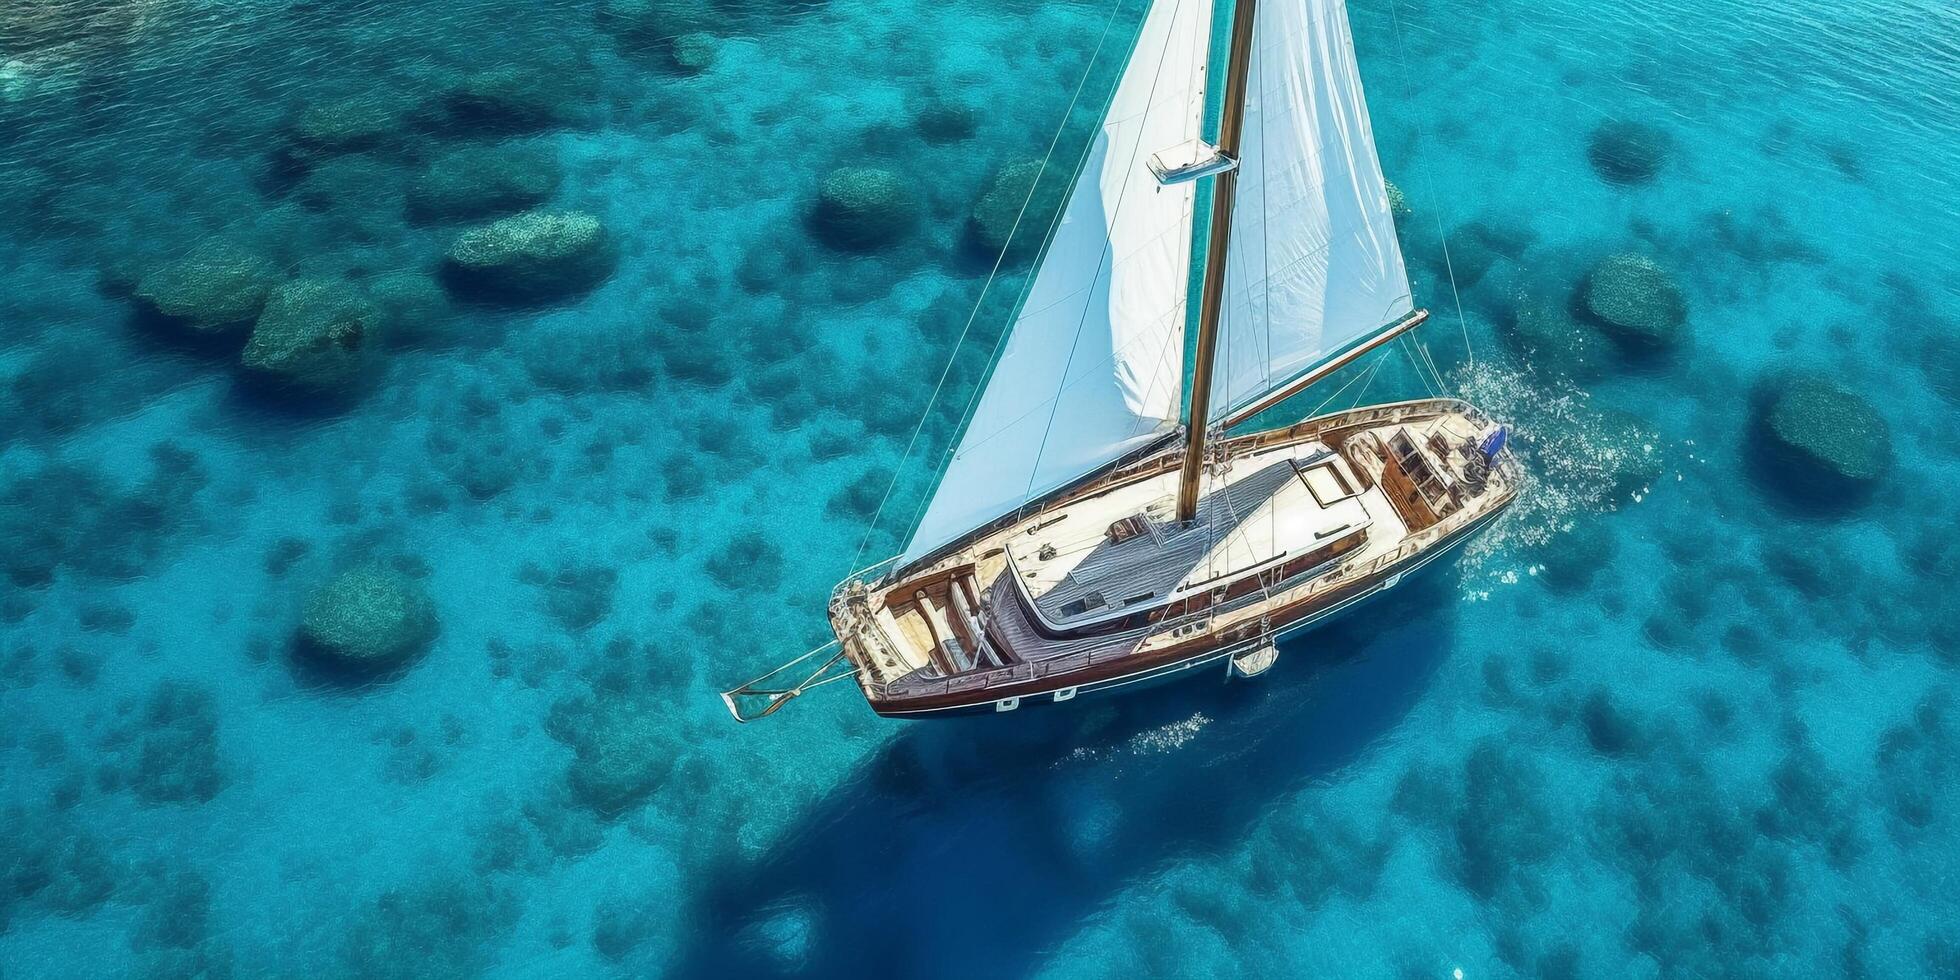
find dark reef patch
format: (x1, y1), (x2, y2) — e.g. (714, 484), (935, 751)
(522, 562), (618, 633)
(96, 680), (227, 805)
(1745, 371), (1891, 512)
(1586, 119), (1672, 185)
(339, 870), (519, 979)
(0, 445), (211, 587)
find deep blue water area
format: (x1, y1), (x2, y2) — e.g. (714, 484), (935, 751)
(3, 0), (1958, 976)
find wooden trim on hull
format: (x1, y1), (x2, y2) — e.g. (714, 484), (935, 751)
(865, 499), (1507, 717)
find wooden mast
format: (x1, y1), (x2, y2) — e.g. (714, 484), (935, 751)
(1177, 0), (1260, 524)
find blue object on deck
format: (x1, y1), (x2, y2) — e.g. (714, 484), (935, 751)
(1479, 425), (1509, 459)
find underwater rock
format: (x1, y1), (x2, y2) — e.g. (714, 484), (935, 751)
(597, 0), (708, 41)
(1, 807), (119, 929)
(964, 158), (1042, 262)
(706, 532), (784, 590)
(299, 565), (438, 671)
(740, 900), (820, 971)
(407, 143), (562, 224)
(566, 696), (678, 813)
(1503, 276), (1612, 381)
(1586, 119), (1672, 186)
(533, 564), (617, 632)
(667, 32), (720, 73)
(133, 242), (278, 338)
(1750, 372), (1891, 504)
(1453, 740), (1556, 900)
(1580, 253), (1688, 353)
(368, 270), (452, 348)
(241, 277), (377, 391)
(289, 94), (410, 158)
(808, 167), (919, 252)
(442, 209), (614, 304)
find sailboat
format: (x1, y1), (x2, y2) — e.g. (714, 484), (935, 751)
(725, 0), (1520, 720)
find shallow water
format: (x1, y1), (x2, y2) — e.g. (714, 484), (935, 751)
(2, 0), (1957, 976)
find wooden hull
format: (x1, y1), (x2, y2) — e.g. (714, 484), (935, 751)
(829, 398), (1520, 720)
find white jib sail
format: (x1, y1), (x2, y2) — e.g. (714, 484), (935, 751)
(901, 0), (1215, 567)
(1214, 0), (1413, 417)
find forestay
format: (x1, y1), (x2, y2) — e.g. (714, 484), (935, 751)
(900, 0), (1215, 567)
(1213, 0), (1411, 417)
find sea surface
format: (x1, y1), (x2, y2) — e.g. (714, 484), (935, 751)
(2, 0), (1958, 976)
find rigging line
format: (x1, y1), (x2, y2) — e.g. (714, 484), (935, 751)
(1301, 344), (1381, 420)
(1017, 0), (1196, 522)
(1397, 334), (1439, 397)
(893, 0), (1177, 548)
(1417, 336), (1448, 393)
(845, 0), (1131, 575)
(1384, 0), (1473, 367)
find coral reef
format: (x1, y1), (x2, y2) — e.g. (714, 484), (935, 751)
(1579, 253), (1688, 354)
(240, 277), (377, 392)
(298, 565), (438, 671)
(966, 159), (1044, 261)
(808, 167), (920, 252)
(132, 243), (278, 339)
(442, 210), (614, 304)
(1750, 372), (1891, 506)
(407, 143), (563, 224)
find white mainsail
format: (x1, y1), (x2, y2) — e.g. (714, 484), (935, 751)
(1214, 0), (1412, 417)
(900, 0), (1215, 567)
(899, 0), (1411, 568)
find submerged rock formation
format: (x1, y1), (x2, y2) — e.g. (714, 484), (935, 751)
(299, 565), (438, 671)
(1580, 253), (1688, 353)
(1502, 278), (1612, 381)
(442, 209), (613, 304)
(407, 143), (563, 224)
(1586, 119), (1672, 186)
(565, 696), (677, 813)
(966, 159), (1043, 261)
(241, 278), (376, 391)
(133, 243), (278, 339)
(288, 94), (409, 158)
(808, 167), (919, 252)
(1751, 372), (1891, 505)
(667, 32), (720, 74)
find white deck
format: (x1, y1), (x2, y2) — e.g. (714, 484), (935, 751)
(1004, 442), (1390, 629)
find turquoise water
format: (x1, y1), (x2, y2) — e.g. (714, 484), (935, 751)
(3, 0), (1958, 975)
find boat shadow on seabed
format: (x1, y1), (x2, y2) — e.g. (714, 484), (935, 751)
(675, 571), (1465, 979)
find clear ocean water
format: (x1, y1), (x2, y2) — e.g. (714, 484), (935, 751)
(3, 0), (1958, 976)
